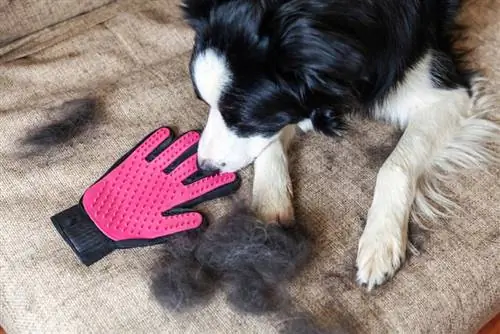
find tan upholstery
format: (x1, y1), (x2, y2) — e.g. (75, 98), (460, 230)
(0, 0), (498, 332)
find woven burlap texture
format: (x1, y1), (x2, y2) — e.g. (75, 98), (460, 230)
(0, 0), (498, 333)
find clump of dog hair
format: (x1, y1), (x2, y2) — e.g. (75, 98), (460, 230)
(151, 222), (217, 311)
(23, 98), (98, 149)
(151, 256), (217, 311)
(194, 206), (311, 313)
(160, 221), (209, 259)
(151, 205), (311, 313)
(151, 205), (347, 332)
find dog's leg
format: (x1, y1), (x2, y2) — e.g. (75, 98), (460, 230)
(355, 54), (498, 289)
(252, 124), (298, 225)
(357, 92), (472, 289)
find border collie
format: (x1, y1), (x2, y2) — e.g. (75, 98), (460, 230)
(182, 0), (499, 289)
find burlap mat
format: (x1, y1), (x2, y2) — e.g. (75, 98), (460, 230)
(0, 0), (498, 333)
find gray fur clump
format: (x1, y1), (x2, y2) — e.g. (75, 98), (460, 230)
(151, 206), (310, 313)
(151, 206), (346, 332)
(194, 206), (311, 313)
(151, 256), (217, 311)
(151, 222), (217, 311)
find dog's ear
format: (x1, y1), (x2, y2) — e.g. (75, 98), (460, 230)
(265, 3), (366, 94)
(181, 0), (214, 31)
(259, 3), (366, 136)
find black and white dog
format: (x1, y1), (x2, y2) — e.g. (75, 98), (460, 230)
(182, 0), (499, 289)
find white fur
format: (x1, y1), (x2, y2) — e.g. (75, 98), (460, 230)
(252, 125), (298, 223)
(193, 49), (278, 172)
(357, 53), (500, 289)
(198, 108), (276, 172)
(413, 77), (500, 224)
(372, 54), (444, 129)
(192, 48), (231, 107)
(298, 118), (314, 133)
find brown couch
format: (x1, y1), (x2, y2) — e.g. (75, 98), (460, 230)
(0, 0), (498, 333)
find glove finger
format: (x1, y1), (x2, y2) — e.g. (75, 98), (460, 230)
(130, 127), (175, 161)
(171, 155), (225, 187)
(112, 211), (205, 249)
(153, 131), (200, 171)
(182, 172), (240, 207)
(166, 153), (199, 182)
(112, 211), (204, 242)
(159, 210), (205, 235)
(94, 127), (175, 183)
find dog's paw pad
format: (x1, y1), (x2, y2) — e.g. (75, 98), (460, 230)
(356, 230), (406, 290)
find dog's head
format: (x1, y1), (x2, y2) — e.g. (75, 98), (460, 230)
(183, 0), (365, 172)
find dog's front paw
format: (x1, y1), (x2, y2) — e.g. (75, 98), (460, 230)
(252, 138), (295, 226)
(356, 220), (407, 290)
(252, 174), (294, 225)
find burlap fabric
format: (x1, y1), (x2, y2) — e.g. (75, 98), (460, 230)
(0, 0), (498, 333)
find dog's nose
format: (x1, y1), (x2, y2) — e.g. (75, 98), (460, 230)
(198, 159), (220, 173)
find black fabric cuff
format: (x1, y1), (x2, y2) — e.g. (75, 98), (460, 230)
(51, 205), (115, 266)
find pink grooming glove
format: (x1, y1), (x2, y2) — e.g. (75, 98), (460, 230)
(52, 127), (240, 265)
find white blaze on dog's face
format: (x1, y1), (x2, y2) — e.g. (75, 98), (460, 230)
(192, 48), (276, 172)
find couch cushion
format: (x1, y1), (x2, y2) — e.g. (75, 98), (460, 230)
(0, 0), (498, 333)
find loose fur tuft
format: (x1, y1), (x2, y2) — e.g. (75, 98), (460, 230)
(151, 256), (217, 311)
(151, 223), (216, 311)
(412, 77), (500, 225)
(23, 98), (99, 150)
(194, 205), (311, 313)
(151, 206), (348, 331)
(151, 205), (316, 319)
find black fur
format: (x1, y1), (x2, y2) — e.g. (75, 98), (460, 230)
(194, 206), (311, 313)
(157, 220), (209, 259)
(183, 0), (470, 137)
(151, 256), (217, 311)
(23, 98), (98, 148)
(151, 207), (350, 331)
(151, 222), (218, 311)
(151, 205), (311, 314)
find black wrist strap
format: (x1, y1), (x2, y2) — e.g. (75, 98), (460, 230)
(51, 205), (115, 266)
